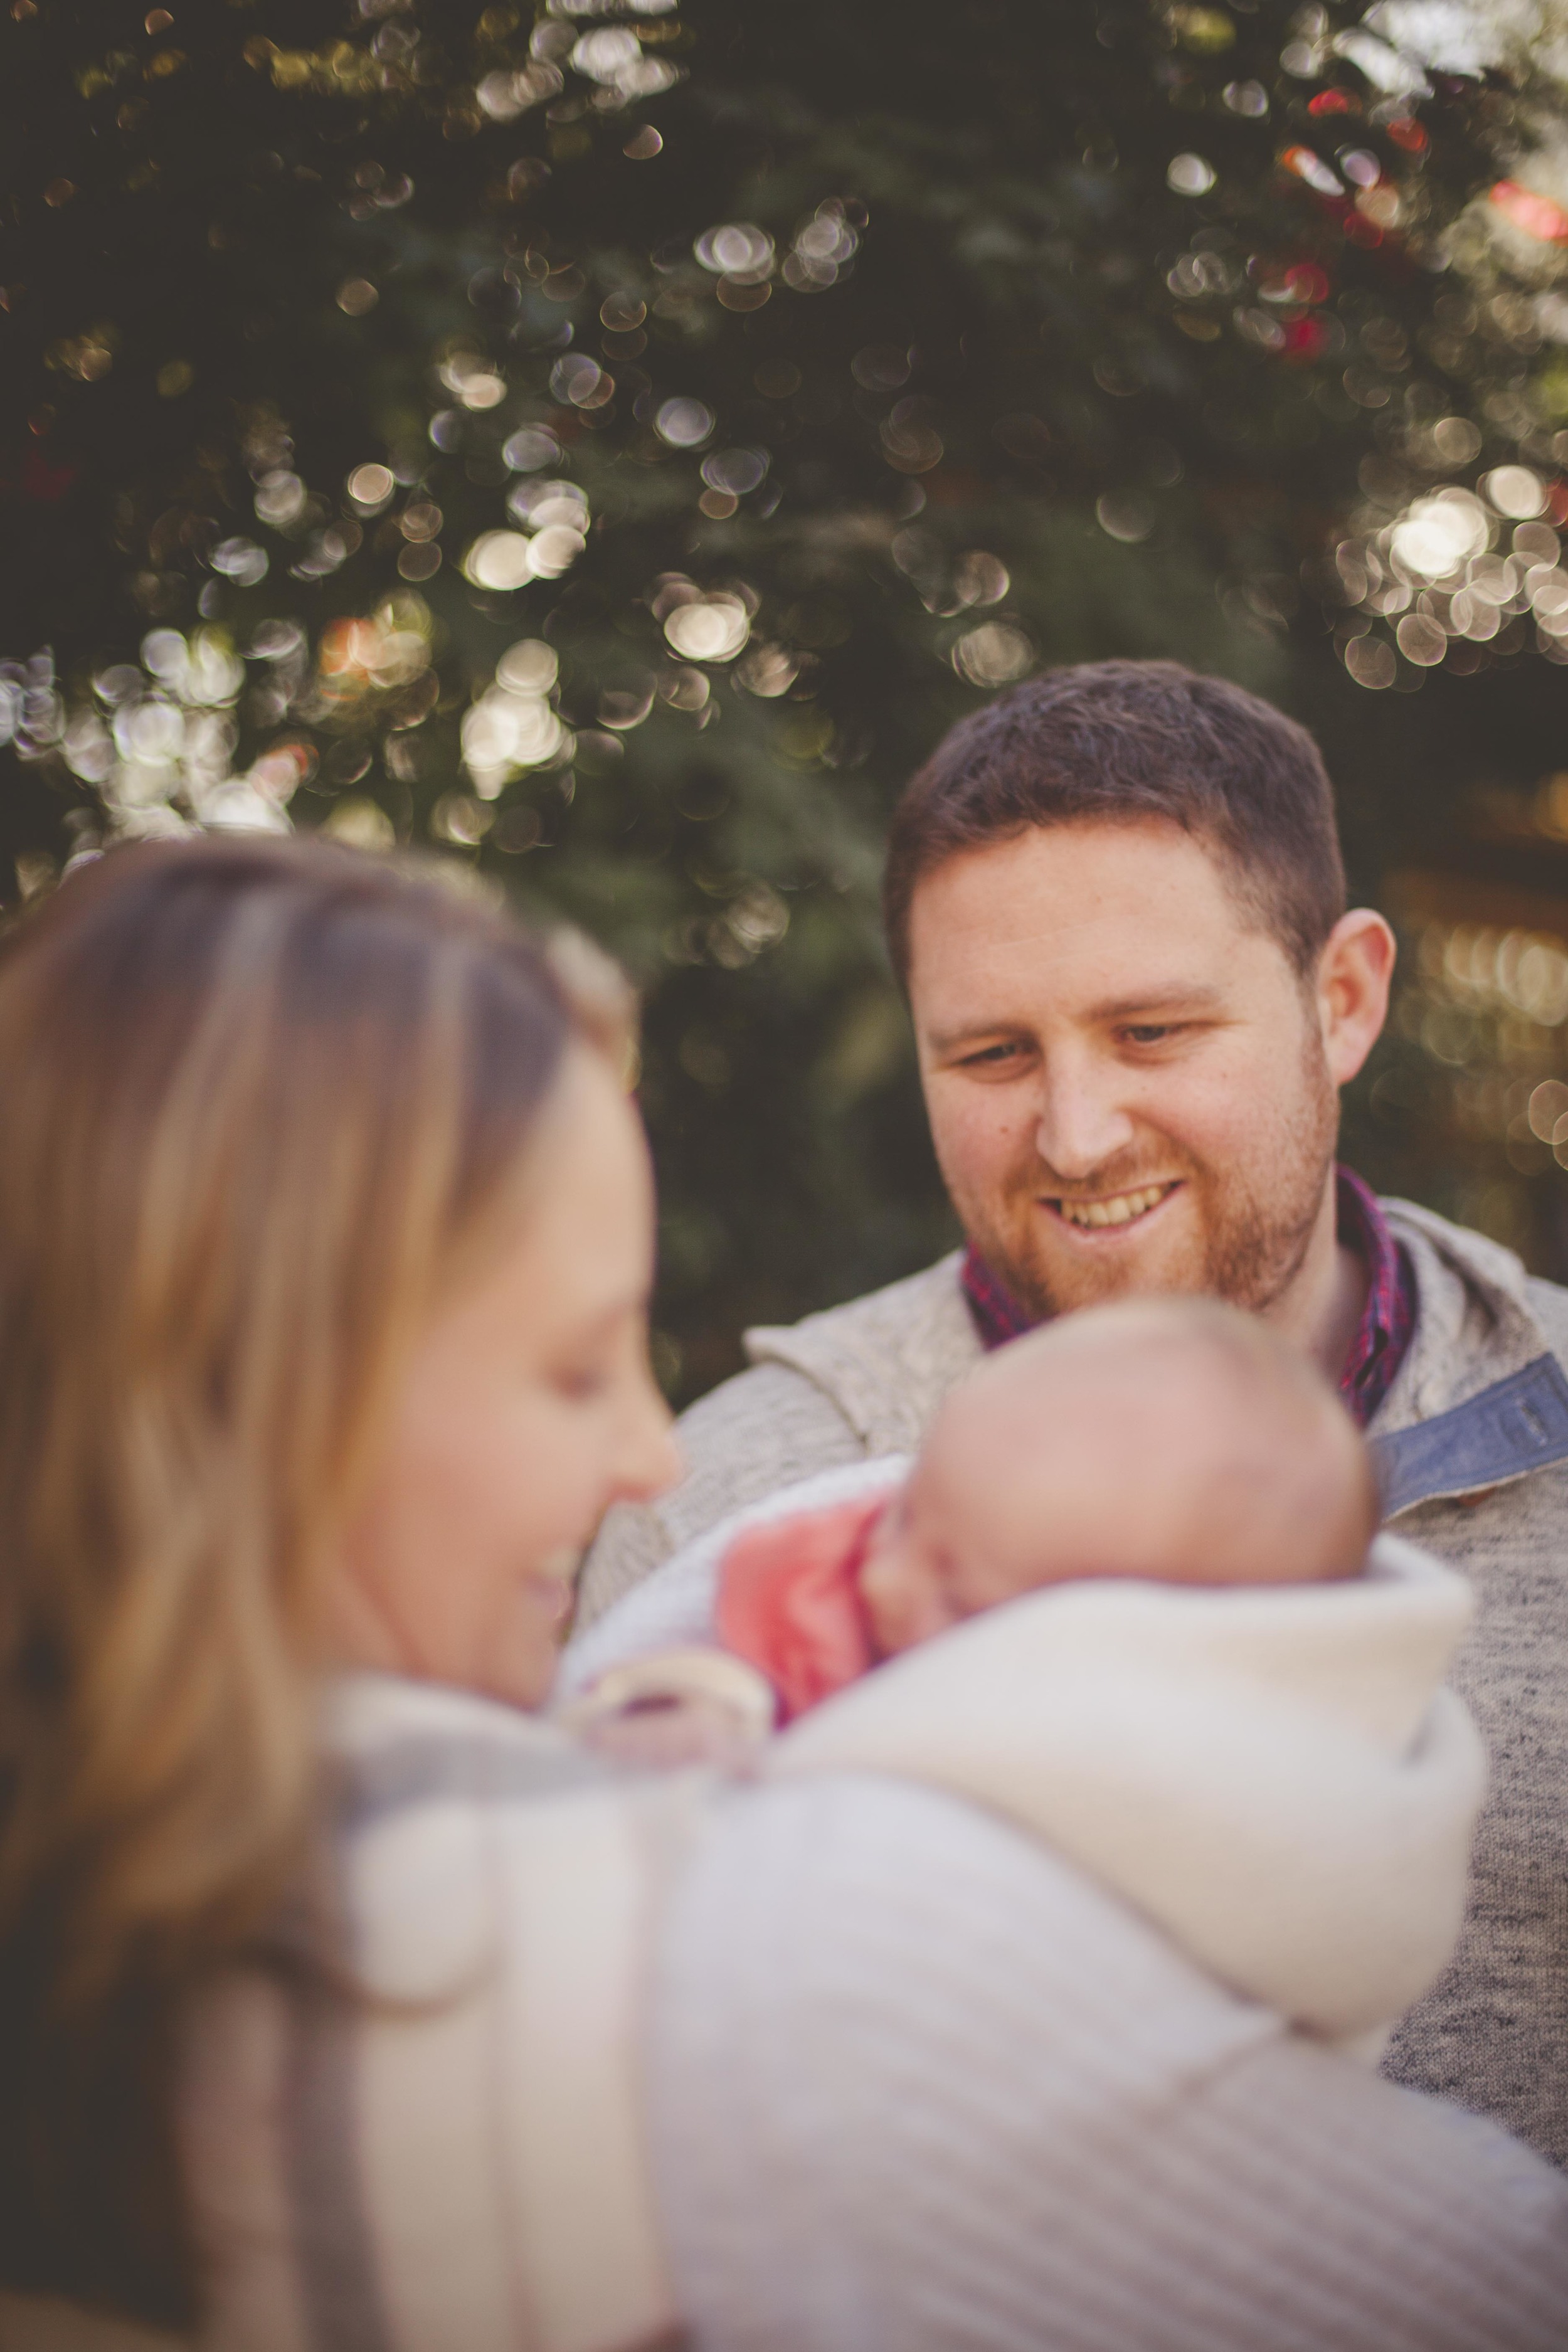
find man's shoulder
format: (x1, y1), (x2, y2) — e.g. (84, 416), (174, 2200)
(1409, 1199), (1568, 1367)
(743, 1247), (982, 1454)
(746, 1247), (970, 1352)
(1374, 1195), (1568, 1517)
(1380, 1195), (1568, 1390)
(1522, 1269), (1568, 1361)
(1382, 1194), (1532, 1297)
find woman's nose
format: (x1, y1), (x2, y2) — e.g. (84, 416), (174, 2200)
(620, 1377), (684, 1504)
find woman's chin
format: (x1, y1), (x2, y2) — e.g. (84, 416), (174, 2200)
(469, 1578), (576, 1712)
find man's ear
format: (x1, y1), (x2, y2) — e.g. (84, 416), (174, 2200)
(1315, 909), (1396, 1087)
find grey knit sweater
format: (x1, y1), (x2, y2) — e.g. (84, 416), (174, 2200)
(581, 1197), (1568, 2166)
(21, 1673), (1564, 2352)
(651, 1772), (1568, 2352)
(172, 1682), (1568, 2348)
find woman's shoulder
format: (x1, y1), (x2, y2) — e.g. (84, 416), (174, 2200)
(320, 1671), (664, 1999)
(193, 1680), (692, 2352)
(323, 1670), (616, 1838)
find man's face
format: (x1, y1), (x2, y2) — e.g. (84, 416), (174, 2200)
(908, 819), (1342, 1324)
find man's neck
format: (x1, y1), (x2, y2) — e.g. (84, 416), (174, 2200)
(1261, 1169), (1369, 1380)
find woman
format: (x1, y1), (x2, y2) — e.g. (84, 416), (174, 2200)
(0, 836), (1561, 2352)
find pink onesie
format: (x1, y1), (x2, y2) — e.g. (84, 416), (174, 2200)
(714, 1488), (893, 1724)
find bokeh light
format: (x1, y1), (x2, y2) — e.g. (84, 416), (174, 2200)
(952, 623), (1035, 687)
(663, 594), (750, 662)
(655, 398), (716, 448)
(1167, 153), (1217, 195)
(463, 533), (535, 592)
(15, 0), (1568, 1375)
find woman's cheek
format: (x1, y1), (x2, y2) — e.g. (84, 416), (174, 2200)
(518, 1399), (603, 1541)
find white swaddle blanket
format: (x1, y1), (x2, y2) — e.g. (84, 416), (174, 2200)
(563, 1455), (1488, 2046)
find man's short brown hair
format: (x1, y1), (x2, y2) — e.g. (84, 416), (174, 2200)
(883, 660), (1347, 986)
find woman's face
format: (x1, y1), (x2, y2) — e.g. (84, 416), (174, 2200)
(332, 1049), (681, 1710)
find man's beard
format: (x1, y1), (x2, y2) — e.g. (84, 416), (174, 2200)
(961, 1034), (1339, 1326)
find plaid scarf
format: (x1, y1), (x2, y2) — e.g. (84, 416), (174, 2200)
(960, 1163), (1415, 1432)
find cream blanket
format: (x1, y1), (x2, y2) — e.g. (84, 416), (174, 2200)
(564, 1455), (1487, 2045)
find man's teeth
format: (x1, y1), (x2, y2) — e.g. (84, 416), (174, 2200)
(1054, 1184), (1170, 1230)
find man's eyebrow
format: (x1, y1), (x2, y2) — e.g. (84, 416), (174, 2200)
(1085, 983), (1228, 1022)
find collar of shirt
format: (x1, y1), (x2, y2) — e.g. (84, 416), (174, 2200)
(959, 1164), (1415, 1432)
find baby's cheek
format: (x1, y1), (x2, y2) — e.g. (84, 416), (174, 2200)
(859, 1567), (923, 1657)
(959, 1543), (1067, 1618)
(897, 1578), (970, 1653)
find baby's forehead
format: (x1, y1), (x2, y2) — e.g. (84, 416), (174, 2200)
(970, 1324), (1239, 1411)
(938, 1322), (1321, 1461)
(921, 1358), (1155, 1491)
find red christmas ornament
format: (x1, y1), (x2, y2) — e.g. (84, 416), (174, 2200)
(1282, 146), (1343, 197)
(1490, 181), (1568, 243)
(1308, 90), (1359, 116)
(1386, 119), (1428, 154)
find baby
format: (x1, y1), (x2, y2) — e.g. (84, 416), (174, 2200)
(561, 1294), (1480, 2055)
(568, 1295), (1379, 1761)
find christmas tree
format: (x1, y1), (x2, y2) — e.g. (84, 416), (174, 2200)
(7, 0), (1568, 1383)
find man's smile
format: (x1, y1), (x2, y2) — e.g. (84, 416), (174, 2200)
(1041, 1180), (1182, 1234)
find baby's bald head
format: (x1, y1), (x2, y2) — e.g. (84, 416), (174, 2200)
(859, 1296), (1378, 1656)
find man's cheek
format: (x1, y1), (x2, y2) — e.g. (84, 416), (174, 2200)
(1167, 1043), (1278, 1134)
(931, 1095), (1036, 1188)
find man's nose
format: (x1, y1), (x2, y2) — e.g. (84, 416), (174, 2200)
(1032, 1056), (1136, 1182)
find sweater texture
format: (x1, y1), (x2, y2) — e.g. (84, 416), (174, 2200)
(650, 1774), (1568, 2352)
(7, 1666), (1565, 2351)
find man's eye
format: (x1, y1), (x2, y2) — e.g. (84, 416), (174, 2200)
(1121, 1024), (1178, 1046)
(958, 1041), (1023, 1067)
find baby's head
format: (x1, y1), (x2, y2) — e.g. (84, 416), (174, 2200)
(858, 1296), (1378, 1656)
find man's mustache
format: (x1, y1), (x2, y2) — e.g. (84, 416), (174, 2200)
(1011, 1155), (1202, 1204)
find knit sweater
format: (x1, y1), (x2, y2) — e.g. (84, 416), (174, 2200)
(9, 1668), (1567, 2352)
(650, 1774), (1568, 2352)
(578, 1197), (1568, 2165)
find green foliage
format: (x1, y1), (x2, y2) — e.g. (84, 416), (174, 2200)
(6, 0), (1568, 1389)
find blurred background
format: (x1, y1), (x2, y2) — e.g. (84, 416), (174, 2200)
(6, 0), (1568, 1401)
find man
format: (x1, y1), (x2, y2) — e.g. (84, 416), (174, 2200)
(579, 659), (1568, 2164)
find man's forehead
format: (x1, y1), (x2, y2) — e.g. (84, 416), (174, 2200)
(905, 819), (1275, 1006)
(911, 814), (1232, 916)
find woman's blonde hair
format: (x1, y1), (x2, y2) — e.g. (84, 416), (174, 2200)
(0, 835), (632, 2328)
